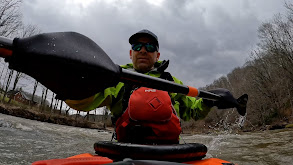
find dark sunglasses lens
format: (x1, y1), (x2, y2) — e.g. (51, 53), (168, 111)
(145, 44), (157, 52)
(132, 43), (143, 51)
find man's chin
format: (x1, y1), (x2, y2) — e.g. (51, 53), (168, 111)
(136, 65), (152, 73)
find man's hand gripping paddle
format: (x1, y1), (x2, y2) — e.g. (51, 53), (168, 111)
(0, 32), (247, 116)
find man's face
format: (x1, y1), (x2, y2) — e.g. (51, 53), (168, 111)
(129, 37), (160, 73)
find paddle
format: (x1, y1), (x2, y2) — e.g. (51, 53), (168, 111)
(0, 32), (247, 116)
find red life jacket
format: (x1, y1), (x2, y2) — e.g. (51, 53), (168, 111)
(115, 87), (182, 144)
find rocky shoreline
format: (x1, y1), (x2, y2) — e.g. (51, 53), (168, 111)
(0, 103), (114, 132)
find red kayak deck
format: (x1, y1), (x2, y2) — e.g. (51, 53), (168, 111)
(32, 153), (234, 165)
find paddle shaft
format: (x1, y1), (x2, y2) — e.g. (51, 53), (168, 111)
(121, 69), (222, 101)
(0, 36), (13, 58)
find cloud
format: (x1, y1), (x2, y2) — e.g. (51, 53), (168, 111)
(20, 0), (287, 88)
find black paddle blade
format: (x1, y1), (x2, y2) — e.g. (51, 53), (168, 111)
(6, 32), (121, 100)
(236, 94), (248, 116)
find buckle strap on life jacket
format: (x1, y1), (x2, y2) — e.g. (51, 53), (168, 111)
(117, 61), (173, 124)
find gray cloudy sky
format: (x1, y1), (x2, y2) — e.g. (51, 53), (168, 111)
(21, 0), (287, 88)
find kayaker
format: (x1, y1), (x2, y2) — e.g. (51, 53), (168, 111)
(65, 29), (239, 144)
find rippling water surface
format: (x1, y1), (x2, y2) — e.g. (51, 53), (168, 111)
(0, 113), (292, 165)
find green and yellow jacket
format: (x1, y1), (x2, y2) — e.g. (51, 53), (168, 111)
(65, 61), (211, 122)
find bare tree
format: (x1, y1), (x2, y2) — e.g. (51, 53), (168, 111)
(40, 87), (48, 111)
(2, 69), (13, 102)
(0, 61), (7, 91)
(17, 23), (40, 38)
(31, 80), (38, 106)
(54, 99), (59, 110)
(40, 87), (45, 110)
(8, 70), (21, 103)
(199, 3), (293, 129)
(65, 106), (71, 116)
(59, 101), (63, 114)
(85, 111), (90, 121)
(0, 60), (7, 82)
(50, 92), (55, 110)
(0, 0), (22, 37)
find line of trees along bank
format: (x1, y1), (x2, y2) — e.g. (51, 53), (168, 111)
(0, 0), (110, 122)
(201, 3), (293, 130)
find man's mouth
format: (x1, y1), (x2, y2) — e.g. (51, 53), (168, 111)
(137, 58), (149, 61)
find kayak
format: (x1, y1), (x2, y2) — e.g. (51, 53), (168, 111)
(31, 141), (235, 165)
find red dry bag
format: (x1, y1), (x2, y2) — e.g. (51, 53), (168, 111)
(115, 87), (181, 144)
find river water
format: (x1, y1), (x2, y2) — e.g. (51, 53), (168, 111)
(0, 113), (292, 165)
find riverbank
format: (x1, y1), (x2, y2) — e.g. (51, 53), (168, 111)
(0, 103), (292, 134)
(0, 103), (114, 132)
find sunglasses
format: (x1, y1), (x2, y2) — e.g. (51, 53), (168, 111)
(131, 43), (158, 52)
